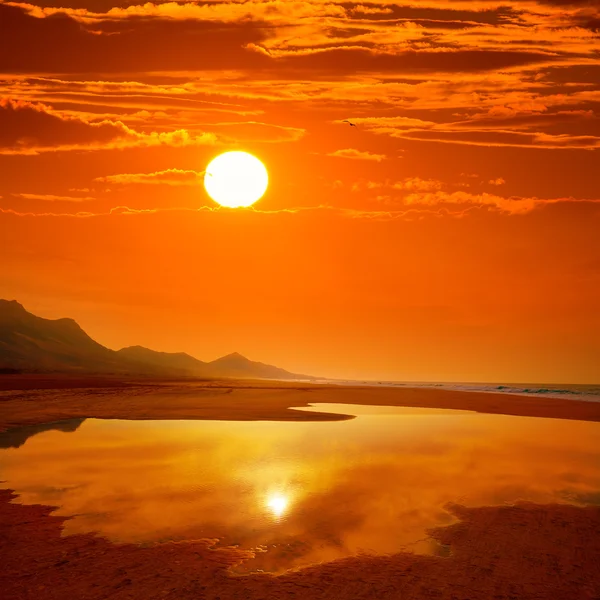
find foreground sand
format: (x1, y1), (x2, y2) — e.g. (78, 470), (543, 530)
(1, 375), (599, 599)
(2, 490), (599, 600)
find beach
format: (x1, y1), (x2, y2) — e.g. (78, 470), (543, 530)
(1, 375), (599, 433)
(1, 376), (599, 600)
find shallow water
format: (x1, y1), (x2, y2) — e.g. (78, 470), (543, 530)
(1, 404), (599, 572)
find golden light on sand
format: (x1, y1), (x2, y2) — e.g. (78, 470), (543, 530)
(204, 151), (268, 208)
(266, 493), (289, 518)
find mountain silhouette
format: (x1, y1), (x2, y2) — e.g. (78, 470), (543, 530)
(208, 352), (310, 380)
(0, 300), (314, 381)
(116, 346), (208, 374)
(0, 299), (126, 373)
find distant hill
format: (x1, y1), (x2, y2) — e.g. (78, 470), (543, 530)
(0, 300), (314, 381)
(116, 346), (208, 374)
(208, 352), (312, 380)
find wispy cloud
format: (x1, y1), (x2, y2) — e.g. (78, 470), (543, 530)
(3, 195), (599, 220)
(392, 178), (443, 192)
(326, 148), (387, 161)
(347, 113), (600, 150)
(0, 97), (217, 155)
(94, 169), (203, 186)
(13, 193), (96, 202)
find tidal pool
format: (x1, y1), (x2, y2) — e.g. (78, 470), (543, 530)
(1, 404), (599, 573)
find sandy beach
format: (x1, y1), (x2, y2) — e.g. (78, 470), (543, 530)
(1, 375), (600, 433)
(1, 376), (599, 600)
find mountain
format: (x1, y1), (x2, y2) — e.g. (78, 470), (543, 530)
(208, 352), (312, 380)
(116, 346), (208, 374)
(0, 300), (314, 381)
(0, 299), (126, 373)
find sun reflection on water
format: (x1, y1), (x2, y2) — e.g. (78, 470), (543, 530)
(266, 493), (290, 518)
(2, 407), (600, 574)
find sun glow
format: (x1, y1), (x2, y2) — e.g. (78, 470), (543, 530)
(266, 493), (289, 518)
(204, 151), (268, 208)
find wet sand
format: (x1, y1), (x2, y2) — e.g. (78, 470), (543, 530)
(2, 489), (599, 600)
(1, 375), (599, 434)
(1, 375), (600, 599)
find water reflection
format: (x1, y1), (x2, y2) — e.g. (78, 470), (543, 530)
(0, 418), (85, 449)
(266, 493), (290, 519)
(0, 404), (599, 573)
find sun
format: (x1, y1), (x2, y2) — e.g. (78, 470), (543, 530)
(204, 151), (268, 208)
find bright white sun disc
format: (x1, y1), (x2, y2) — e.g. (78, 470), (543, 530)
(204, 151), (268, 208)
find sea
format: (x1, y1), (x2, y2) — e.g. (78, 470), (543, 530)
(308, 380), (600, 403)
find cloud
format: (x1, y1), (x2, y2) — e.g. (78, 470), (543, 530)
(0, 4), (270, 73)
(13, 193), (96, 202)
(0, 97), (217, 154)
(0, 0), (598, 212)
(208, 121), (306, 143)
(350, 113), (600, 150)
(397, 130), (600, 150)
(453, 109), (597, 130)
(0, 97), (130, 154)
(360, 177), (600, 214)
(352, 177), (445, 194)
(1, 0), (598, 146)
(349, 6), (394, 16)
(94, 169), (203, 186)
(0, 3), (570, 76)
(327, 148), (387, 161)
(0, 203), (449, 221)
(401, 190), (597, 215)
(100, 1), (347, 23)
(3, 193), (600, 221)
(392, 178), (443, 192)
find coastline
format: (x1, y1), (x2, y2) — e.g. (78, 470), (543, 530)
(310, 378), (600, 403)
(2, 375), (600, 435)
(1, 375), (599, 599)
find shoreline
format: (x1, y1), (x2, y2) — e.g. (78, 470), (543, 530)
(2, 375), (600, 435)
(308, 378), (600, 403)
(2, 375), (600, 599)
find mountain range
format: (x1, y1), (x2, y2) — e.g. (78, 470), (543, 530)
(0, 300), (314, 381)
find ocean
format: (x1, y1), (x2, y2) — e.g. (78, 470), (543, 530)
(310, 380), (600, 403)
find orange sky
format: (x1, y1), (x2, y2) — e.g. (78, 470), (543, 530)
(1, 0), (599, 382)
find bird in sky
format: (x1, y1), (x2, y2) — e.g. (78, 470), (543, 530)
(342, 120), (357, 127)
